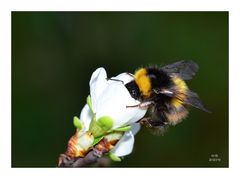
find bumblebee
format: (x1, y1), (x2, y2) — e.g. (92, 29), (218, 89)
(125, 60), (209, 133)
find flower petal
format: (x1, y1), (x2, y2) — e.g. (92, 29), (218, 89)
(89, 67), (108, 112)
(115, 73), (147, 123)
(79, 104), (93, 131)
(111, 130), (134, 157)
(110, 123), (141, 157)
(126, 108), (147, 125)
(96, 82), (146, 129)
(130, 123), (141, 135)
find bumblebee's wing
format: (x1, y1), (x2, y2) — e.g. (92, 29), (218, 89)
(186, 91), (210, 113)
(161, 60), (199, 80)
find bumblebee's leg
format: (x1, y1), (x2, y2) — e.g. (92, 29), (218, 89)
(139, 117), (153, 128)
(126, 101), (153, 109)
(139, 117), (168, 128)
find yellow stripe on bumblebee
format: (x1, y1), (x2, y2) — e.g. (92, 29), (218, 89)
(134, 68), (151, 97)
(171, 76), (188, 108)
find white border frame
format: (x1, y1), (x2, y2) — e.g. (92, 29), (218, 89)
(1, 0), (239, 179)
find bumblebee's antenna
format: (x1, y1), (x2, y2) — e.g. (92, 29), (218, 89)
(125, 72), (134, 78)
(106, 78), (124, 84)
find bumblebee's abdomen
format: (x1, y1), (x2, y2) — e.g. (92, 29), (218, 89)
(165, 106), (189, 125)
(171, 76), (188, 108)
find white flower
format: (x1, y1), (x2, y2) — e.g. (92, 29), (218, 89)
(74, 67), (148, 158)
(66, 67), (148, 159)
(79, 103), (141, 158)
(89, 67), (147, 129)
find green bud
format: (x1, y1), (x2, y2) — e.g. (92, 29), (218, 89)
(73, 116), (83, 130)
(87, 95), (94, 114)
(108, 152), (121, 162)
(97, 116), (113, 131)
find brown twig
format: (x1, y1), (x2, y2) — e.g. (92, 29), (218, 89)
(58, 138), (117, 167)
(58, 150), (103, 167)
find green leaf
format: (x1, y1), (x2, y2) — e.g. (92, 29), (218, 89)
(92, 136), (104, 146)
(113, 125), (131, 132)
(73, 116), (83, 130)
(87, 95), (94, 113)
(108, 152), (121, 162)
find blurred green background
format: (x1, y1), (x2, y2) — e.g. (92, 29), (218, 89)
(12, 12), (228, 167)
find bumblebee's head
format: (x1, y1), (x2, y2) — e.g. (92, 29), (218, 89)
(125, 80), (140, 100)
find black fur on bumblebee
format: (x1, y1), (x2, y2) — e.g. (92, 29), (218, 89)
(125, 60), (210, 134)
